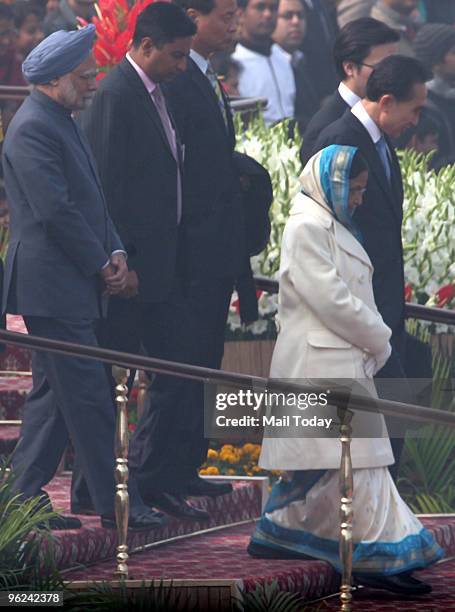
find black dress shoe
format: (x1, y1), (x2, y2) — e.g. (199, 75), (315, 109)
(101, 508), (166, 532)
(185, 477), (233, 497)
(247, 541), (316, 560)
(38, 515), (82, 530)
(145, 492), (210, 520)
(354, 573), (432, 595)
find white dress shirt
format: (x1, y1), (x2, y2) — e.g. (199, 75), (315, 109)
(338, 81), (361, 108)
(126, 53), (181, 223)
(190, 48), (209, 74)
(351, 100), (382, 144)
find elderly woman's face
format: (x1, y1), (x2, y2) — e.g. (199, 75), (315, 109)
(348, 170), (368, 212)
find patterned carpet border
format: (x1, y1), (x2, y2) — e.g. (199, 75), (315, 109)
(64, 517), (455, 607)
(44, 476), (263, 572)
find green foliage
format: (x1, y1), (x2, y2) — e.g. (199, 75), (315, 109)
(0, 461), (63, 592)
(398, 330), (455, 513)
(64, 580), (194, 611)
(234, 579), (320, 612)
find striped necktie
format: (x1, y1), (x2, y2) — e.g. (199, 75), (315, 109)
(206, 63), (228, 127)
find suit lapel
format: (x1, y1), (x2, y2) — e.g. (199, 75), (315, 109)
(387, 136), (404, 218)
(188, 59), (233, 143)
(119, 59), (176, 162)
(72, 120), (106, 201)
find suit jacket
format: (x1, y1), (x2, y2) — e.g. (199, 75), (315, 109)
(79, 58), (181, 303)
(300, 90), (349, 165)
(2, 89), (123, 319)
(292, 53), (320, 134)
(164, 58), (245, 280)
(259, 193), (393, 471)
(313, 110), (406, 337)
(301, 0), (338, 105)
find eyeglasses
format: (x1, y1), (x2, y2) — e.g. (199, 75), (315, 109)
(358, 62), (380, 70)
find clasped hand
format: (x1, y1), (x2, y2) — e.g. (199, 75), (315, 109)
(100, 253), (128, 295)
(364, 342), (392, 378)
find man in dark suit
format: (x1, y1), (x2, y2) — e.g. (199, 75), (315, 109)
(2, 26), (162, 530)
(130, 0), (249, 502)
(300, 17), (399, 165)
(272, 0), (319, 132)
(78, 4), (212, 520)
(313, 55), (428, 475)
(300, 0), (338, 105)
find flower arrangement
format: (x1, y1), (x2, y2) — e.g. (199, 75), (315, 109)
(199, 443), (281, 479)
(228, 119), (454, 338)
(92, 0), (155, 76)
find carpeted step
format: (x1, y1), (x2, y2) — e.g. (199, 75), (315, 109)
(64, 517), (455, 607)
(322, 558), (455, 611)
(43, 475), (264, 572)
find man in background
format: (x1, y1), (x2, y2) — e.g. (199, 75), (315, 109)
(233, 0), (295, 124)
(337, 0), (374, 27)
(413, 23), (455, 167)
(272, 0), (318, 131)
(312, 55), (428, 479)
(300, 0), (338, 104)
(13, 1), (44, 61)
(300, 17), (399, 164)
(370, 0), (420, 56)
(44, 0), (95, 34)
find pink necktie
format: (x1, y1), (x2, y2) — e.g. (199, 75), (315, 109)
(152, 85), (182, 223)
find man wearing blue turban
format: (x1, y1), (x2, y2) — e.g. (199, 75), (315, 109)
(2, 25), (164, 530)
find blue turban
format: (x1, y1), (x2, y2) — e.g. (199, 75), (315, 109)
(22, 25), (96, 85)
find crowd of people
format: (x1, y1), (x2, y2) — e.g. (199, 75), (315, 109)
(0, 0), (451, 599)
(212, 0), (455, 169)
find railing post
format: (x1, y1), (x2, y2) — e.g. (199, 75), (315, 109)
(112, 366), (130, 579)
(338, 406), (354, 612)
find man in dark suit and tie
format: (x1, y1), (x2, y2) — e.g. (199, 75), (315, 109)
(300, 17), (399, 165)
(2, 25), (162, 530)
(131, 0), (249, 503)
(78, 4), (213, 520)
(313, 55), (428, 475)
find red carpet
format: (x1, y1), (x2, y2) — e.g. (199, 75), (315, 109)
(323, 558), (455, 611)
(43, 475), (264, 572)
(0, 315), (31, 456)
(64, 517), (455, 607)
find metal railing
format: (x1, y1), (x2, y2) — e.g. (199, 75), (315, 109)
(0, 328), (454, 611)
(0, 85), (30, 101)
(254, 276), (455, 326)
(0, 86), (267, 115)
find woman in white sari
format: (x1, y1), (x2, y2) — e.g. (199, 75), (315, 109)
(248, 145), (443, 595)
